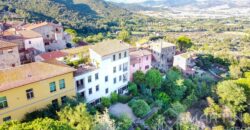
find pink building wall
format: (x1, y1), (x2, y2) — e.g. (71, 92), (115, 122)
(129, 50), (152, 81)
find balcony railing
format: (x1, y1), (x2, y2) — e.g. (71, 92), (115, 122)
(76, 85), (85, 91)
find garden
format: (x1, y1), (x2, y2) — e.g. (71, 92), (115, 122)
(87, 67), (217, 129)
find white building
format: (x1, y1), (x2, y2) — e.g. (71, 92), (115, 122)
(23, 22), (67, 51)
(74, 40), (130, 104)
(17, 30), (45, 52)
(2, 28), (45, 63)
(173, 52), (196, 75)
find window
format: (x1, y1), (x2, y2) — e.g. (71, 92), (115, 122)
(113, 55), (116, 61)
(123, 62), (128, 72)
(76, 79), (84, 91)
(114, 78), (117, 84)
(95, 73), (99, 80)
(124, 51), (127, 57)
(47, 35), (49, 38)
(145, 65), (150, 70)
(61, 96), (67, 104)
(0, 50), (3, 55)
(88, 76), (92, 83)
(29, 41), (32, 44)
(133, 64), (135, 67)
(96, 85), (99, 92)
(119, 75), (122, 81)
(146, 56), (149, 60)
(26, 89), (34, 100)
(3, 116), (11, 122)
(89, 88), (92, 95)
(59, 79), (65, 89)
(113, 67), (116, 73)
(105, 76), (108, 82)
(123, 73), (128, 82)
(49, 82), (56, 93)
(119, 53), (121, 59)
(52, 99), (58, 108)
(0, 97), (8, 109)
(105, 88), (109, 94)
(119, 65), (122, 71)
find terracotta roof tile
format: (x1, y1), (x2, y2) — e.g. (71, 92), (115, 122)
(90, 39), (130, 56)
(61, 45), (92, 55)
(0, 40), (17, 49)
(17, 30), (42, 39)
(130, 49), (152, 59)
(0, 62), (75, 92)
(39, 51), (68, 60)
(24, 22), (61, 30)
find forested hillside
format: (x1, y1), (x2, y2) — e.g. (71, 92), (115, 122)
(0, 0), (136, 34)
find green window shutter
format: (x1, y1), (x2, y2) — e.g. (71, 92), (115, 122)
(49, 82), (56, 92)
(59, 79), (65, 89)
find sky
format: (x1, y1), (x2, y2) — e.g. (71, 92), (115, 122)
(106, 0), (148, 3)
(106, 0), (250, 4)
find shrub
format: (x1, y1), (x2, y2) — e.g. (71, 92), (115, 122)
(101, 97), (111, 107)
(111, 92), (118, 104)
(128, 82), (138, 96)
(167, 102), (187, 118)
(129, 99), (150, 118)
(243, 113), (250, 126)
(118, 95), (132, 103)
(117, 115), (132, 130)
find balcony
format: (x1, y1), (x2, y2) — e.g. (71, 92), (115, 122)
(76, 85), (85, 91)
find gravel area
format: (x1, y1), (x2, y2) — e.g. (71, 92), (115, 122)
(109, 103), (137, 121)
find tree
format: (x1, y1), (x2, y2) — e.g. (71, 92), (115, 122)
(229, 65), (243, 79)
(212, 125), (224, 130)
(176, 36), (193, 52)
(65, 29), (77, 37)
(117, 115), (132, 130)
(101, 97), (111, 107)
(204, 97), (222, 120)
(133, 70), (145, 86)
(243, 113), (250, 126)
(167, 102), (187, 118)
(128, 82), (138, 96)
(117, 29), (130, 43)
(110, 92), (118, 104)
(57, 103), (93, 130)
(216, 80), (247, 114)
(183, 92), (198, 107)
(145, 69), (162, 93)
(72, 37), (81, 44)
(128, 99), (150, 118)
(26, 118), (74, 130)
(93, 109), (116, 130)
(15, 9), (29, 23)
(147, 114), (165, 130)
(163, 69), (187, 101)
(0, 118), (74, 130)
(156, 92), (170, 105)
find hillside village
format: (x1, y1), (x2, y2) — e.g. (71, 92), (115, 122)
(0, 1), (250, 129)
(0, 21), (232, 128)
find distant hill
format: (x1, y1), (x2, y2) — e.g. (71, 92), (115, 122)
(112, 0), (250, 9)
(1, 0), (133, 34)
